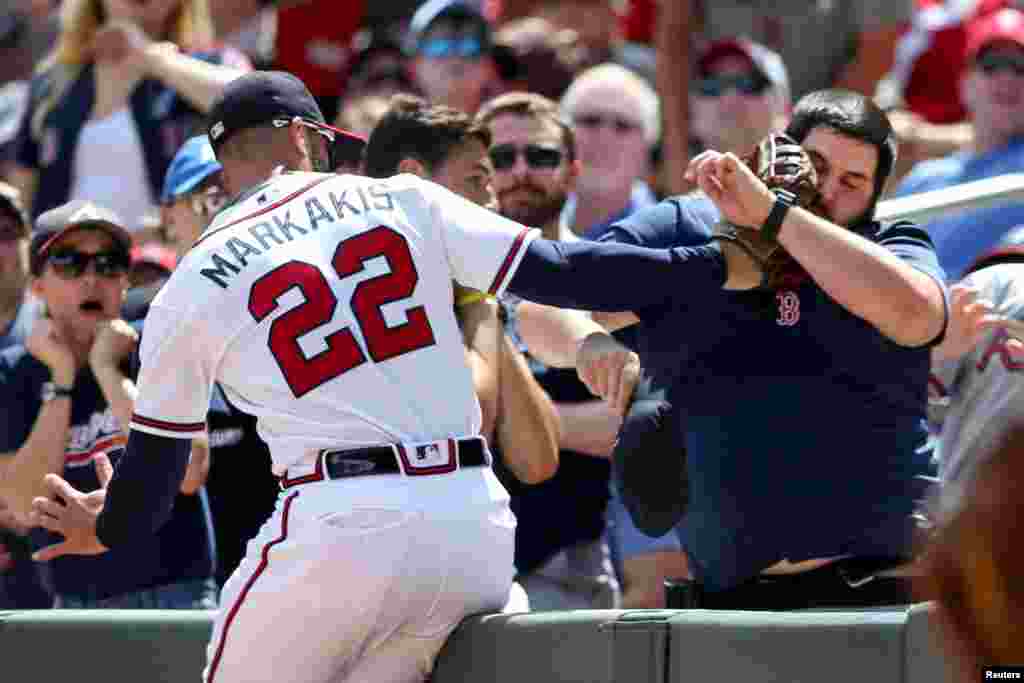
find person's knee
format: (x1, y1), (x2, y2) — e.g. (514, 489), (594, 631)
(620, 551), (691, 609)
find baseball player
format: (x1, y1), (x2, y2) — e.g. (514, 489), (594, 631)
(930, 226), (1024, 490)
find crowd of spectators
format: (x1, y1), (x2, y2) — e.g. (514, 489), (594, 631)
(1, 0), (1023, 674)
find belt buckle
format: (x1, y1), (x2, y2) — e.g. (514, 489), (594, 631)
(322, 450), (378, 478)
(395, 438), (457, 476)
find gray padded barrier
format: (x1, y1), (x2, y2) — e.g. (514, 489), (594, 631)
(905, 602), (956, 683)
(0, 604), (955, 683)
(668, 609), (908, 683)
(0, 609), (214, 683)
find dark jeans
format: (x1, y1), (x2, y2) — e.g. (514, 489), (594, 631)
(56, 577), (218, 609)
(671, 557), (912, 611)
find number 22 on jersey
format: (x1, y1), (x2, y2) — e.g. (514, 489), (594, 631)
(247, 225), (437, 397)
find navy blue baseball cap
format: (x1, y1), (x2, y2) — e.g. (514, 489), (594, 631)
(30, 200), (132, 275)
(207, 70), (328, 150)
(162, 135), (222, 205)
(207, 70), (367, 171)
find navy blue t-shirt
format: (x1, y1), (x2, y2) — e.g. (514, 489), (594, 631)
(596, 196), (943, 591)
(0, 346), (214, 601)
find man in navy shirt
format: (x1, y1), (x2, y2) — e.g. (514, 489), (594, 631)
(575, 89), (950, 607)
(0, 199), (215, 608)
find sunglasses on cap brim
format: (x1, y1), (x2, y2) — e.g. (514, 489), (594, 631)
(271, 117), (367, 171)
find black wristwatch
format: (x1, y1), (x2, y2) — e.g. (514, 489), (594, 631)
(41, 381), (73, 403)
(761, 189), (797, 242)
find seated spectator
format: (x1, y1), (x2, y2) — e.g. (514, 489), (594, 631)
(0, 200), (217, 608)
(0, 181), (41, 350)
(530, 0), (655, 85)
(698, 0), (911, 100)
(878, 0), (1009, 183)
(690, 38), (791, 157)
(7, 0), (250, 230)
(559, 63), (658, 238)
(406, 0), (500, 114)
(491, 17), (579, 100)
(558, 63), (677, 607)
(893, 8), (1024, 280)
(341, 30), (417, 101)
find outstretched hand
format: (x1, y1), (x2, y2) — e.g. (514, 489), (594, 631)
(29, 454), (113, 562)
(932, 284), (1024, 363)
(576, 332), (641, 416)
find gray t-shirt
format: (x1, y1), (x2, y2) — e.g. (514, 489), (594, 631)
(932, 263), (1024, 488)
(700, 0), (913, 98)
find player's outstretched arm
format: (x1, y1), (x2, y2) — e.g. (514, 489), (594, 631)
(506, 238), (726, 312)
(29, 431), (192, 560)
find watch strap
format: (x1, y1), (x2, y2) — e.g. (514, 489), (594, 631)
(762, 189), (797, 242)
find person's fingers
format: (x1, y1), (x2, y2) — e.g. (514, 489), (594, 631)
(41, 473), (80, 504)
(32, 542), (71, 563)
(93, 453), (114, 488)
(605, 356), (625, 408)
(30, 496), (65, 520)
(614, 360), (641, 417)
(29, 511), (68, 535)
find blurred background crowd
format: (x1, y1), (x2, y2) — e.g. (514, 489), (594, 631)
(1, 0), (1023, 671)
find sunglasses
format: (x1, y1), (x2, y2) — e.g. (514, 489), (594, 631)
(419, 36), (484, 59)
(976, 51), (1024, 77)
(272, 116), (336, 143)
(693, 73), (770, 97)
(47, 249), (130, 280)
(489, 144), (564, 171)
(190, 186), (228, 219)
(574, 112), (642, 134)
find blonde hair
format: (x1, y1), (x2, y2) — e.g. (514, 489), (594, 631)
(31, 0), (214, 140)
(48, 0), (214, 68)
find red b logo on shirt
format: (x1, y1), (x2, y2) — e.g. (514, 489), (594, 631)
(776, 290), (800, 327)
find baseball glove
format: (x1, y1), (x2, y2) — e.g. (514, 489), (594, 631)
(709, 132), (820, 290)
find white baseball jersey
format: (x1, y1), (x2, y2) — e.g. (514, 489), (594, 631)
(129, 171), (538, 474)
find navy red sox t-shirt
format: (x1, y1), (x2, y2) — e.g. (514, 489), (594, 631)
(0, 345), (214, 602)
(595, 196), (943, 591)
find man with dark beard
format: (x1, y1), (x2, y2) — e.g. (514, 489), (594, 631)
(474, 92), (623, 610)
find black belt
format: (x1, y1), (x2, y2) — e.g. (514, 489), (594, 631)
(280, 437), (488, 489)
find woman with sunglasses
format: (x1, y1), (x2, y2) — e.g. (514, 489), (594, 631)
(0, 198), (217, 609)
(6, 0), (249, 233)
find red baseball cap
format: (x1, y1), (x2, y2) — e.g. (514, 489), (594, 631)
(697, 38), (790, 101)
(967, 8), (1024, 62)
(131, 243), (178, 275)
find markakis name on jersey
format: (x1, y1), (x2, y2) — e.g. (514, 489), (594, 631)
(199, 183), (396, 289)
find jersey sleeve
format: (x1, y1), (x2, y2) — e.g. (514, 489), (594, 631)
(878, 221), (948, 284)
(129, 303), (218, 439)
(418, 178), (540, 296)
(601, 195), (716, 249)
